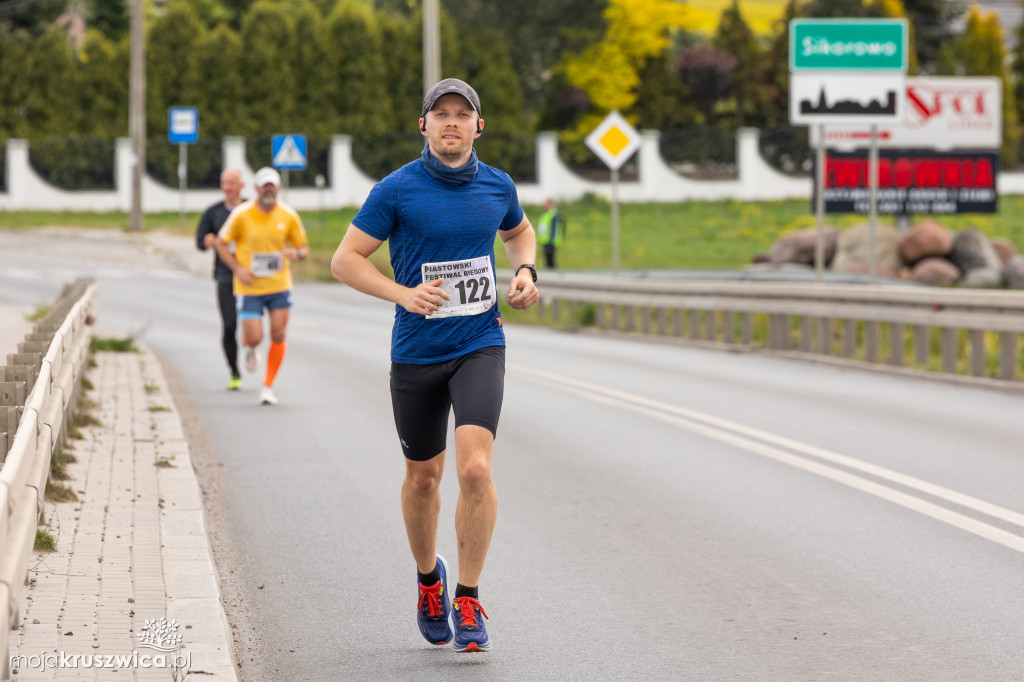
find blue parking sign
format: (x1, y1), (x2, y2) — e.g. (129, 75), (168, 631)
(168, 107), (199, 144)
(272, 134), (307, 170)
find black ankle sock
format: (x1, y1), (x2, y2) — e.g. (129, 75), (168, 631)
(417, 561), (440, 586)
(455, 584), (478, 600)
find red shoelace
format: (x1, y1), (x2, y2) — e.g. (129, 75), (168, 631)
(418, 581), (444, 618)
(453, 597), (488, 627)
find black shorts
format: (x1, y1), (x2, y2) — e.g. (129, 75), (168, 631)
(389, 345), (505, 461)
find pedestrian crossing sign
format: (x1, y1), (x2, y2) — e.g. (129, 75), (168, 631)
(272, 134), (308, 170)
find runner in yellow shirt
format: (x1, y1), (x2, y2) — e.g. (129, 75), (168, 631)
(214, 167), (308, 405)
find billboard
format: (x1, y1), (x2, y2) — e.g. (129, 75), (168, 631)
(811, 77), (1001, 150)
(812, 150), (998, 214)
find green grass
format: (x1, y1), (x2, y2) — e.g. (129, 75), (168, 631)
(34, 529), (57, 552)
(24, 302), (52, 322)
(8, 197), (1024, 278)
(298, 195), (1024, 277)
(90, 336), (138, 352)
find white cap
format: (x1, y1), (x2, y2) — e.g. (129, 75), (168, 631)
(254, 166), (281, 187)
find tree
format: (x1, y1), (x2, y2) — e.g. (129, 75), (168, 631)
(193, 23), (243, 137)
(0, 30), (33, 139)
(145, 0), (205, 136)
(377, 10), (421, 131)
(957, 5), (1019, 166)
(632, 50), (696, 130)
(239, 0), (297, 137)
(713, 0), (769, 128)
(75, 29), (129, 138)
(291, 1), (335, 138)
(561, 0), (695, 134)
(440, 0), (607, 121)
(764, 0), (799, 127)
(21, 25), (78, 138)
(0, 0), (70, 36)
(323, 1), (390, 139)
(902, 0), (959, 74)
(676, 44), (736, 127)
(87, 0), (129, 41)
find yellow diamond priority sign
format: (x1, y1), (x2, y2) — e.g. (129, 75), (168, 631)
(585, 111), (642, 171)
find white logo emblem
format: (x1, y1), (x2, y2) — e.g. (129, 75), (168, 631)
(137, 618), (183, 653)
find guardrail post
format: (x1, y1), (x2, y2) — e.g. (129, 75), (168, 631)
(704, 311), (716, 342)
(842, 319), (857, 357)
(610, 305), (619, 330)
(640, 307), (650, 334)
(865, 322), (880, 362)
(914, 326), (929, 366)
(551, 299), (561, 324)
(723, 311), (735, 345)
(595, 304), (605, 329)
(741, 313), (752, 346)
(999, 332), (1017, 380)
(817, 318), (833, 355)
(799, 317), (812, 351)
(889, 323), (905, 367)
(969, 329), (986, 377)
(7, 353), (41, 373)
(656, 308), (667, 336)
(0, 382), (26, 407)
(688, 310), (699, 340)
(941, 328), (958, 373)
(672, 309), (682, 337)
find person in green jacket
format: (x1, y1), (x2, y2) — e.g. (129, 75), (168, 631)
(537, 198), (565, 269)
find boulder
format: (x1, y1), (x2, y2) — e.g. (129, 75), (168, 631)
(831, 223), (902, 278)
(898, 219), (953, 265)
(1005, 255), (1024, 289)
(768, 228), (838, 266)
(910, 257), (960, 286)
(990, 237), (1018, 266)
(960, 267), (1003, 288)
(948, 228), (1003, 275)
(750, 252), (772, 264)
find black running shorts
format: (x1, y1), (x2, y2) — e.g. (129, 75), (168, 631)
(389, 345), (505, 461)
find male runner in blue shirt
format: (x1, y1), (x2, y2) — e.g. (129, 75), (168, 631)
(331, 78), (539, 653)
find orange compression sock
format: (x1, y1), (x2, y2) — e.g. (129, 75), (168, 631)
(264, 341), (286, 387)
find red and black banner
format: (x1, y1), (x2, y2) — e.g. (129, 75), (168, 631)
(812, 150), (999, 215)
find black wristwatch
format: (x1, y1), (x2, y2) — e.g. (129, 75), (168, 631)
(514, 263), (538, 282)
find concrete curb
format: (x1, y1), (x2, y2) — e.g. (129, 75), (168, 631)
(10, 343), (238, 681)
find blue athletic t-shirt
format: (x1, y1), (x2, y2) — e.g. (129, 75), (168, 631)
(352, 157), (525, 364)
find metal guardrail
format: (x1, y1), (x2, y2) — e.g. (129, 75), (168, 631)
(0, 279), (95, 681)
(521, 272), (1024, 385)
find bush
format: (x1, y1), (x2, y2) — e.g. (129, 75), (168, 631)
(147, 136), (224, 189)
(29, 137), (116, 189)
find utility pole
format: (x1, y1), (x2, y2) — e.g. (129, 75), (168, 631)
(129, 0), (145, 231)
(423, 0), (441, 93)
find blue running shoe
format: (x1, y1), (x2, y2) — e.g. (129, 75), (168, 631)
(452, 596), (490, 652)
(416, 555), (453, 645)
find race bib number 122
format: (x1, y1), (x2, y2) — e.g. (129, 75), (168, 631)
(421, 255), (495, 319)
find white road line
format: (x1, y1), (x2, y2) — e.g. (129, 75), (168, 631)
(512, 364), (1024, 555)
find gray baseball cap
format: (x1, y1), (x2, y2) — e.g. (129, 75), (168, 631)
(422, 78), (482, 116)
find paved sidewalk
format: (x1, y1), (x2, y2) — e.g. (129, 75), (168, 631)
(8, 344), (238, 681)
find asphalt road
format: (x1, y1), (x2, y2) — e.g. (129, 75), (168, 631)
(2, 237), (1023, 681)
